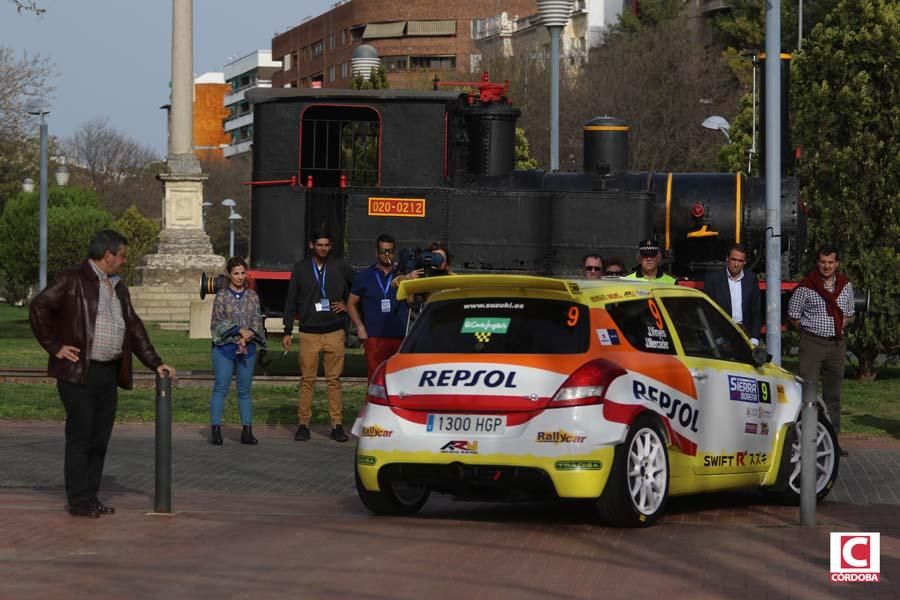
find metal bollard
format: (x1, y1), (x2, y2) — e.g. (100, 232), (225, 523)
(800, 380), (817, 526)
(154, 373), (173, 514)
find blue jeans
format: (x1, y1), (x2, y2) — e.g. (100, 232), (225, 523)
(210, 347), (256, 426)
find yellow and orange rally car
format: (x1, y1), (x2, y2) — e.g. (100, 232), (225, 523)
(352, 275), (839, 526)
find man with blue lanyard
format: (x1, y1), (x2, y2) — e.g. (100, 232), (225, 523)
(282, 230), (354, 442)
(347, 234), (409, 381)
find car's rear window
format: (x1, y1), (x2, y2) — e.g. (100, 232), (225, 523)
(401, 298), (590, 354)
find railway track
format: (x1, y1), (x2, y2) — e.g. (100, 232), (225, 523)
(0, 368), (367, 387)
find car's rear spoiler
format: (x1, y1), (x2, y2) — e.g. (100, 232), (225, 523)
(397, 274), (580, 301)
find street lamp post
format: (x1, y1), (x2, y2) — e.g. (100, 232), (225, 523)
(55, 165), (70, 187)
(25, 98), (51, 291)
(701, 116), (731, 143)
(221, 198), (239, 257)
(537, 0), (574, 173)
(228, 212), (243, 258)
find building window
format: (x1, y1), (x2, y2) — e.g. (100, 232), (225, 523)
(283, 53), (292, 70)
(382, 55), (409, 72)
(410, 55), (456, 71)
(340, 62), (349, 79)
(341, 29), (347, 45)
(329, 34), (335, 50)
(329, 66), (336, 82)
(300, 105), (381, 187)
(312, 40), (324, 57)
(470, 53), (482, 73)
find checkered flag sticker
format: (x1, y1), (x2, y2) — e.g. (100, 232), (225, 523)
(475, 332), (492, 343)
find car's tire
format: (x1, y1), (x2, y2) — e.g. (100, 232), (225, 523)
(355, 466), (430, 516)
(596, 416), (670, 527)
(768, 416), (839, 504)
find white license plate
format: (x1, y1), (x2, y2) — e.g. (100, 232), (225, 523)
(426, 414), (506, 435)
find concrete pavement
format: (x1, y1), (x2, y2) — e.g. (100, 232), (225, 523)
(0, 421), (897, 599)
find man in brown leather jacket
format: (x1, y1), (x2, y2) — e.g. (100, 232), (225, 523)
(30, 230), (175, 518)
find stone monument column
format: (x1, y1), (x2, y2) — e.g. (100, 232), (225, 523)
(132, 0), (224, 329)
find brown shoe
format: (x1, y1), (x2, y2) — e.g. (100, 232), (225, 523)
(68, 504), (100, 518)
(90, 500), (116, 515)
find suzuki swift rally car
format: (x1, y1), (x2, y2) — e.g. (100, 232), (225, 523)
(352, 275), (839, 526)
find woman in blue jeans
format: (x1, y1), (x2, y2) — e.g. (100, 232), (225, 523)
(209, 256), (266, 445)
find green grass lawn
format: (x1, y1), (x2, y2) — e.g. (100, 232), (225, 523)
(2, 304), (897, 438)
(0, 381), (366, 425)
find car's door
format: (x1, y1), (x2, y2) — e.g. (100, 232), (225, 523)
(654, 292), (776, 475)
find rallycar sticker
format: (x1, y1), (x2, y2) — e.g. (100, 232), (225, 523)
(596, 328), (621, 346)
(745, 422), (758, 434)
(760, 422), (769, 435)
(729, 375), (760, 403)
(555, 460), (603, 471)
(776, 384), (788, 404)
(535, 429), (587, 444)
(440, 440), (478, 454)
(360, 425), (394, 438)
(386, 363), (568, 397)
(461, 317), (510, 334)
(702, 451), (767, 469)
(632, 380), (699, 433)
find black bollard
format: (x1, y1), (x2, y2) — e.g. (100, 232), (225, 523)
(154, 373), (172, 514)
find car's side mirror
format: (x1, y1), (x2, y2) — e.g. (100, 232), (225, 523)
(751, 347), (770, 368)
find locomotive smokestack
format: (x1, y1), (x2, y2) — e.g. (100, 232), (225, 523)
(583, 116), (629, 177)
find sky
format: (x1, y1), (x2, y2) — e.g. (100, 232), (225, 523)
(1, 0), (334, 155)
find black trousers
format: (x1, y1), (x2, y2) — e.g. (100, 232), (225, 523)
(57, 360), (119, 507)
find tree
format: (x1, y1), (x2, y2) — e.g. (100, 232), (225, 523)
(8, 1), (45, 14)
(0, 46), (55, 210)
(112, 205), (160, 285)
(63, 117), (162, 217)
(573, 16), (740, 172)
(791, 0), (900, 379)
(515, 128), (538, 170)
(0, 186), (111, 302)
(351, 65), (390, 90)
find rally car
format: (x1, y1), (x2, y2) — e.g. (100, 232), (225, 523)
(352, 275), (839, 527)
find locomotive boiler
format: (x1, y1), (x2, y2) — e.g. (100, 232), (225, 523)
(243, 82), (802, 317)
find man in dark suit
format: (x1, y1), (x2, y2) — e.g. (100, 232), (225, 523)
(703, 243), (762, 345)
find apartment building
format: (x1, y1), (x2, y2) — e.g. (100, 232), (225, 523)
(271, 0), (536, 90)
(223, 50), (282, 157)
(193, 72), (231, 160)
(473, 0), (626, 67)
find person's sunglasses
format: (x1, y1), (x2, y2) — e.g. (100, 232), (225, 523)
(377, 249), (395, 255)
(605, 269), (624, 276)
(584, 266), (602, 272)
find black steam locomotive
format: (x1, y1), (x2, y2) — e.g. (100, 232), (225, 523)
(243, 81), (802, 316)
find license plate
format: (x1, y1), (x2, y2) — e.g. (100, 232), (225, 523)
(426, 414), (506, 435)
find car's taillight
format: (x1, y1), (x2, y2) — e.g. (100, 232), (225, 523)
(365, 361), (390, 406)
(550, 359), (626, 408)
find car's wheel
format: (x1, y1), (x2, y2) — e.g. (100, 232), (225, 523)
(355, 466), (430, 516)
(770, 416), (839, 504)
(596, 416), (670, 527)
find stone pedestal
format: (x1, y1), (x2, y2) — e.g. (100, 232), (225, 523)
(133, 161), (225, 325)
(189, 299), (214, 339)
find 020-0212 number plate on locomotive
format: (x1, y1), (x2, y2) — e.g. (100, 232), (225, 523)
(426, 414), (506, 435)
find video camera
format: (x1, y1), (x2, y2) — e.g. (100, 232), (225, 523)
(397, 247), (446, 277)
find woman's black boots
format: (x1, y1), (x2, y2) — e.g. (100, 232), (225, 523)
(241, 425), (258, 445)
(210, 425), (223, 445)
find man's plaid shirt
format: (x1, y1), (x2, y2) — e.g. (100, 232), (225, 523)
(787, 280), (855, 337)
(88, 261), (125, 361)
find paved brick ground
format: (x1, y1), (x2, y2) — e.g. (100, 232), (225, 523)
(1, 421), (897, 599)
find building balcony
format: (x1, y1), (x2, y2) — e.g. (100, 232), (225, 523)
(224, 141), (252, 158)
(224, 113), (253, 133)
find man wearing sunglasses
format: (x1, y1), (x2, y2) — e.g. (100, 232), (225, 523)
(347, 234), (409, 382)
(624, 239), (676, 283)
(603, 257), (626, 277)
(582, 253), (604, 279)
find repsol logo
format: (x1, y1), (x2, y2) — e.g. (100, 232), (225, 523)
(418, 369), (518, 388)
(633, 380), (700, 432)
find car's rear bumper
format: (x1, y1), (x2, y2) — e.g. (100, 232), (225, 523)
(354, 403), (623, 498)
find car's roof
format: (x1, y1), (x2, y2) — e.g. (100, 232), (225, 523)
(398, 274), (705, 306)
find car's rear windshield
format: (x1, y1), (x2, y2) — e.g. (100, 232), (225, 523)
(401, 297), (590, 354)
